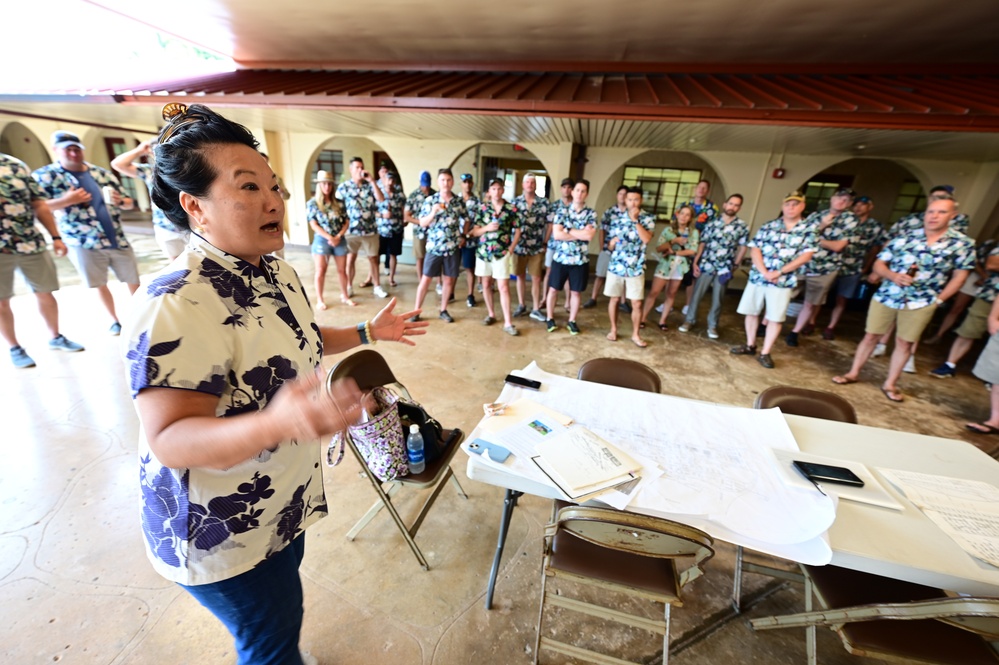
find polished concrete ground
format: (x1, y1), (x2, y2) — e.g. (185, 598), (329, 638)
(3, 226), (995, 664)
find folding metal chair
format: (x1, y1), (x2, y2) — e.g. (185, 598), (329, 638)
(326, 349), (467, 570)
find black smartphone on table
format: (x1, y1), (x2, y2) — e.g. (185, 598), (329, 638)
(793, 460), (864, 487)
(505, 374), (541, 391)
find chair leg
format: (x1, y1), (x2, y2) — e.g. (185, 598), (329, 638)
(346, 482), (401, 540)
(534, 566), (550, 665)
(662, 602), (671, 665)
(409, 468), (456, 536)
(379, 487), (431, 570)
(805, 574), (817, 665)
(448, 470), (468, 499)
(732, 545), (744, 612)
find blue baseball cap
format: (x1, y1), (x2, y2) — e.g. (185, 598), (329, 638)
(419, 171), (431, 187)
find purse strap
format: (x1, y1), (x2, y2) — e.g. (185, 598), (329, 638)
(326, 431), (346, 467)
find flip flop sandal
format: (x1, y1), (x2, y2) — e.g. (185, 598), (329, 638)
(965, 422), (999, 435)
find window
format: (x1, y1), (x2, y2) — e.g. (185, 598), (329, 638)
(620, 166), (702, 219)
(104, 137), (140, 202)
(802, 175), (853, 213)
(311, 149), (343, 185)
(889, 180), (927, 225)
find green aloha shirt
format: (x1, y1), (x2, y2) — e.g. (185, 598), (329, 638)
(473, 200), (520, 261)
(510, 195), (550, 256)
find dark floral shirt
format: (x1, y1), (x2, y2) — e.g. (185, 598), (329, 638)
(406, 187), (434, 240)
(510, 195), (550, 256)
(747, 218), (818, 289)
(841, 217), (886, 276)
(874, 227), (976, 309)
(123, 234), (326, 585)
(473, 200), (520, 261)
(800, 209), (858, 276)
(551, 205), (596, 266)
(607, 211), (655, 278)
(306, 198), (345, 237)
(335, 179), (378, 235)
(0, 153), (48, 255)
(697, 217), (748, 275)
(376, 183), (405, 237)
(31, 162), (130, 249)
(419, 193), (467, 256)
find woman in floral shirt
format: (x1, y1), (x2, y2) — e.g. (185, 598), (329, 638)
(123, 104), (427, 665)
(642, 205), (699, 330)
(307, 170), (351, 309)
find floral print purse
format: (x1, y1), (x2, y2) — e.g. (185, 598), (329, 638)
(327, 387), (410, 481)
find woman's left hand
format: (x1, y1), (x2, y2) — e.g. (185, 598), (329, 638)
(370, 298), (430, 346)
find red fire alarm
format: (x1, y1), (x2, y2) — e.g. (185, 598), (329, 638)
(513, 144), (526, 152)
(772, 168), (786, 179)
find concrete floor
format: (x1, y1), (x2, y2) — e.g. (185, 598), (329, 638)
(3, 227), (996, 664)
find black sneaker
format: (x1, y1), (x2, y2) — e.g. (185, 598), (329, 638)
(730, 344), (757, 355)
(567, 321), (580, 335)
(546, 319), (557, 333)
(619, 301), (633, 313)
(407, 315), (421, 323)
(513, 304), (527, 317)
(439, 310), (454, 323)
(582, 298), (597, 309)
(785, 331), (799, 347)
(466, 295), (476, 308)
(757, 353), (775, 369)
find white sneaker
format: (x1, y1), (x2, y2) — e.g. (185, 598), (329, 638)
(655, 303), (664, 314)
(678, 323), (691, 333)
(347, 285), (353, 298)
(707, 328), (719, 339)
(871, 343), (886, 358)
(373, 285), (388, 299)
(903, 355), (916, 374)
(436, 283), (443, 295)
(682, 305), (689, 316)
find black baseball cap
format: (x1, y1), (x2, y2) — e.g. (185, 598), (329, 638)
(855, 195), (872, 204)
(832, 187), (856, 198)
(560, 178), (575, 187)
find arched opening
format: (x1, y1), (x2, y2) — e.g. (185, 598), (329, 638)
(600, 150), (723, 223)
(0, 122), (50, 170)
(450, 142), (548, 201)
(796, 158), (925, 229)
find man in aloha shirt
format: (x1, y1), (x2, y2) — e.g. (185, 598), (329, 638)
(604, 187), (655, 347)
(543, 177), (575, 300)
(458, 173), (481, 308)
(335, 156), (387, 299)
(889, 185), (971, 239)
(680, 194), (748, 339)
(412, 168), (467, 323)
(786, 188), (858, 346)
(833, 196), (975, 402)
(677, 178), (720, 311)
(32, 131), (138, 335)
(376, 171), (406, 287)
(584, 185), (627, 310)
(1, 152), (84, 368)
(404, 171), (435, 278)
(110, 139), (190, 260)
(821, 195), (887, 339)
(545, 179), (596, 335)
(510, 173), (551, 322)
(731, 191), (817, 369)
(470, 178), (521, 334)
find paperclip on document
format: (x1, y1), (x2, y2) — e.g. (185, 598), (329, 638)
(468, 439), (512, 463)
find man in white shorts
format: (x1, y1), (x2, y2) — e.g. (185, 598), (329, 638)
(730, 192), (817, 369)
(604, 187), (655, 347)
(584, 184), (627, 309)
(336, 156), (388, 299)
(32, 131), (138, 335)
(470, 178), (521, 335)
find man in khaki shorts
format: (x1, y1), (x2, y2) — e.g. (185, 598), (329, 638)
(833, 196), (975, 401)
(405, 171), (434, 279)
(510, 173), (551, 321)
(336, 156), (387, 299)
(730, 192), (817, 369)
(470, 178), (521, 335)
(604, 187), (655, 347)
(930, 244), (999, 378)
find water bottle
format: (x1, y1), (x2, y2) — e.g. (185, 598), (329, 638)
(407, 424), (425, 474)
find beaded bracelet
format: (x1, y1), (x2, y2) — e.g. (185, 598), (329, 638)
(356, 320), (376, 345)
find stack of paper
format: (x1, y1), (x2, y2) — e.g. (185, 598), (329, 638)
(533, 428), (642, 500)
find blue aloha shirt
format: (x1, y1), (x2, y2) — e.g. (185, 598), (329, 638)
(873, 227), (976, 310)
(677, 199), (719, 233)
(406, 187), (434, 241)
(305, 198), (345, 237)
(547, 200), (571, 250)
(747, 219), (818, 289)
(123, 233), (326, 585)
(376, 183), (405, 237)
(32, 162), (130, 249)
(335, 179), (378, 235)
(461, 195), (481, 248)
(473, 200), (520, 261)
(800, 209), (858, 276)
(134, 163), (182, 233)
(550, 205), (596, 266)
(510, 195), (550, 256)
(607, 211), (655, 278)
(976, 245), (999, 303)
(419, 193), (466, 256)
(654, 226), (700, 278)
(889, 211), (970, 239)
(600, 205), (626, 250)
(0, 154), (49, 255)
(697, 217), (749, 275)
(841, 217), (887, 276)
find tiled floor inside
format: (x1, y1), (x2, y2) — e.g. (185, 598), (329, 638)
(3, 225), (995, 664)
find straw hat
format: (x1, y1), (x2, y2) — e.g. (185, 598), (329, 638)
(313, 170), (336, 183)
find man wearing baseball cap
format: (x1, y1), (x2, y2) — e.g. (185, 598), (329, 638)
(730, 191), (817, 369)
(32, 131), (138, 335)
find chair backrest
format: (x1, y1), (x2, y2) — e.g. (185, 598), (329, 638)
(577, 358), (662, 394)
(552, 505), (713, 585)
(754, 385), (858, 424)
(327, 349), (406, 395)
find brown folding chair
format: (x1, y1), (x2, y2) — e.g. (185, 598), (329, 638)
(326, 349), (467, 570)
(535, 501), (713, 665)
(752, 565), (999, 665)
(734, 386), (859, 613)
(578, 357), (662, 393)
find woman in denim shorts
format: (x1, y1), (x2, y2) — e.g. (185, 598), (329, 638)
(308, 170), (352, 308)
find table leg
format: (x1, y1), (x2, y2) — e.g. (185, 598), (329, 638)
(485, 488), (523, 610)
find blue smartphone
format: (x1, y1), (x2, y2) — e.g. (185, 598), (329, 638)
(468, 439), (512, 463)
